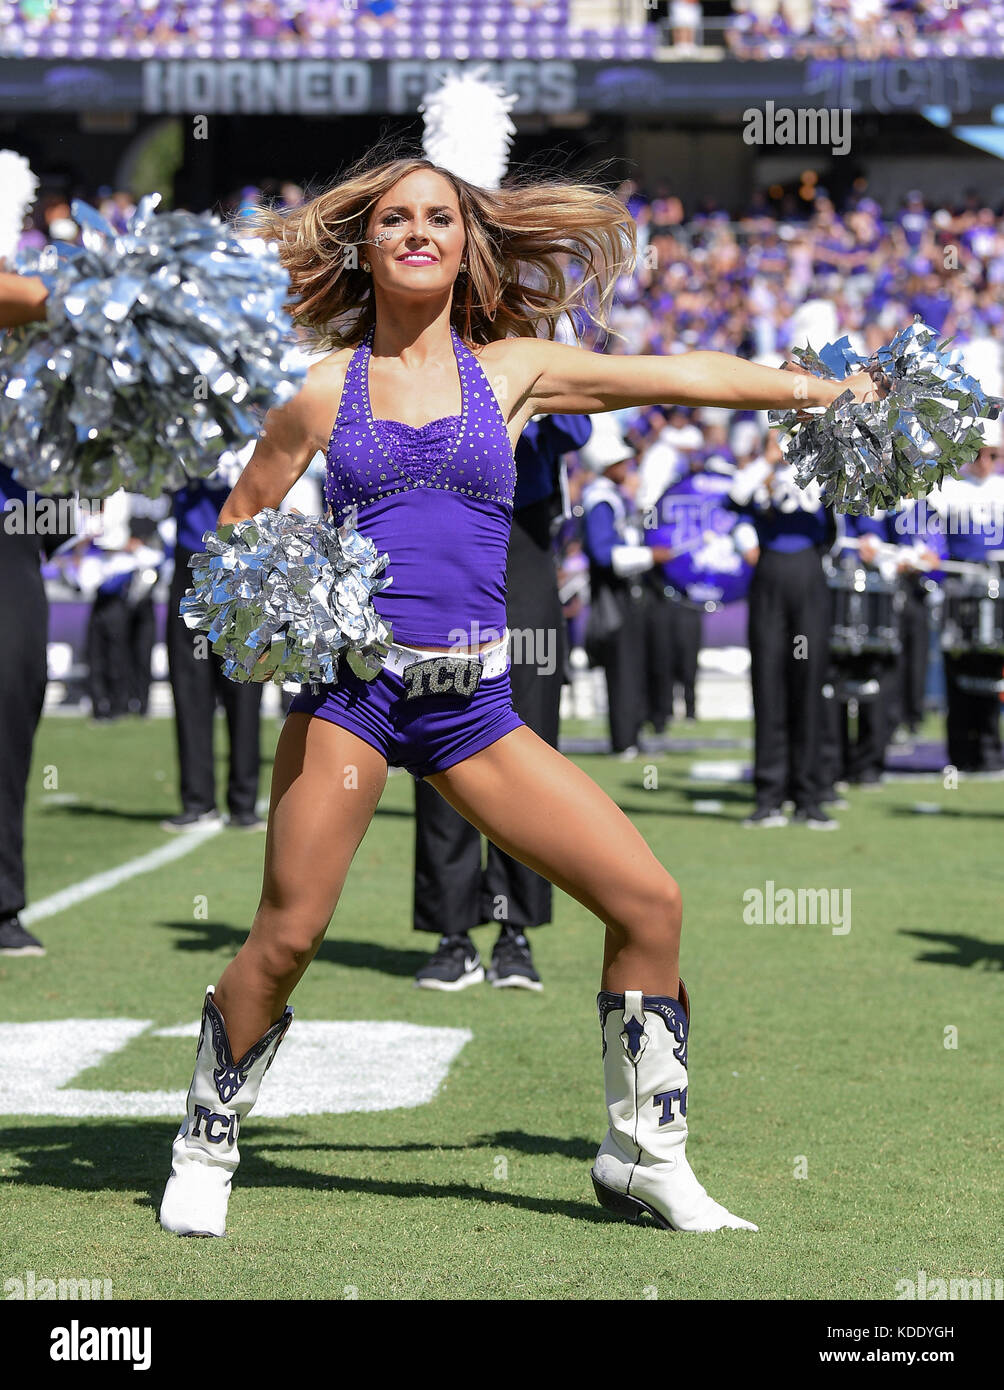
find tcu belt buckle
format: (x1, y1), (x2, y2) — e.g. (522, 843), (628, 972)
(403, 655), (483, 701)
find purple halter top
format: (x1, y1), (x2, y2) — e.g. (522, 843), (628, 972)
(325, 326), (517, 648)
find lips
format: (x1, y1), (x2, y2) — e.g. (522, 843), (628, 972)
(396, 254), (439, 265)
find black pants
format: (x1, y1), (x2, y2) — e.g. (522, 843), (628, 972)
(127, 596), (156, 715)
(643, 588), (672, 731)
(944, 653), (1003, 772)
(87, 591), (131, 719)
(167, 545), (263, 817)
(87, 589), (156, 718)
(592, 581), (647, 753)
(669, 598), (700, 720)
(643, 590), (701, 729)
(819, 658), (895, 788)
(413, 508), (564, 934)
(0, 538), (47, 920)
(748, 548), (828, 809)
(894, 585), (930, 734)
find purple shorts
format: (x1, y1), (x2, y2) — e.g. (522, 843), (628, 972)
(286, 653), (525, 779)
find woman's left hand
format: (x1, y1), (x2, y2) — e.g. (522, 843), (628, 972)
(842, 367), (889, 406)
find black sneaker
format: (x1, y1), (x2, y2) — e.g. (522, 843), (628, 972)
(414, 934), (485, 991)
(0, 917), (46, 956)
(487, 928), (543, 992)
(742, 806), (788, 828)
(793, 805), (839, 830)
(159, 809), (224, 833)
(227, 812), (266, 831)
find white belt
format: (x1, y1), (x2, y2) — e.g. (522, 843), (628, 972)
(381, 628), (511, 681)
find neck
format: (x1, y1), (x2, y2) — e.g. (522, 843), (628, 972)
(370, 297), (458, 366)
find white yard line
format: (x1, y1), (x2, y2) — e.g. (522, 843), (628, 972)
(21, 826), (223, 927)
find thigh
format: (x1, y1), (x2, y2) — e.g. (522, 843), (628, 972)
(254, 713), (388, 931)
(427, 725), (672, 928)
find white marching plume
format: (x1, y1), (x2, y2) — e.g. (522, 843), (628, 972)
(420, 66), (518, 190)
(0, 149), (39, 266)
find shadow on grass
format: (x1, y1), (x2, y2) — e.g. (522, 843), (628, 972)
(615, 801), (744, 823)
(157, 920), (429, 978)
(245, 1130), (597, 1163)
(0, 1122), (608, 1227)
(58, 804), (173, 823)
(899, 929), (1004, 971)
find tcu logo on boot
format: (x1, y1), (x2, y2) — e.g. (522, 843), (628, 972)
(653, 1087), (688, 1126)
(190, 1106), (237, 1144)
(621, 1016), (647, 1060)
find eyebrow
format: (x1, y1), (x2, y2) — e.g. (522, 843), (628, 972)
(377, 204), (456, 217)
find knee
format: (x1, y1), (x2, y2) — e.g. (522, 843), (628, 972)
(250, 900), (329, 984)
(616, 872), (682, 946)
(649, 874), (682, 940)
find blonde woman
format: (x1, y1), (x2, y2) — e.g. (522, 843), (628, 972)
(29, 158), (872, 1239)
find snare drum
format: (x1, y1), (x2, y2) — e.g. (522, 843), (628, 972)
(827, 566), (903, 659)
(940, 576), (1004, 656)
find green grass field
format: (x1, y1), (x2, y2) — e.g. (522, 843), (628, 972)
(1, 713), (1001, 1300)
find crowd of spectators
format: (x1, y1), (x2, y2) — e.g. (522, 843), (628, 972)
(605, 178), (1004, 367)
(726, 0), (1004, 61)
(7, 0), (1002, 60)
(113, 0), (401, 47)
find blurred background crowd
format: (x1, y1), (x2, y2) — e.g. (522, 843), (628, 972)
(5, 0), (1002, 62)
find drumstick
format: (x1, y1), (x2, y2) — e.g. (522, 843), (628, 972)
(835, 536), (994, 578)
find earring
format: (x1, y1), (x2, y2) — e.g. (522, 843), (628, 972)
(460, 261), (468, 272)
(362, 261), (371, 273)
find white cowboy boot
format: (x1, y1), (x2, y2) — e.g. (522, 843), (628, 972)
(159, 987), (292, 1237)
(591, 984), (758, 1232)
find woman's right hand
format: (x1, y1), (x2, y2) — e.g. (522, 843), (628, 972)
(0, 270), (48, 327)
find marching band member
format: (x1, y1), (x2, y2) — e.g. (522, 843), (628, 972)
(818, 511), (901, 797)
(928, 444), (1004, 771)
(580, 414), (673, 757)
(0, 464), (58, 956)
(162, 447), (265, 832)
(729, 430), (837, 828)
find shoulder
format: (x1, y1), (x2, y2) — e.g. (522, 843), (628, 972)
(277, 346), (353, 449)
(582, 477), (618, 512)
(302, 345), (353, 393)
(471, 335), (588, 378)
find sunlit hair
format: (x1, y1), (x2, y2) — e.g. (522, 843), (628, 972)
(249, 153), (637, 349)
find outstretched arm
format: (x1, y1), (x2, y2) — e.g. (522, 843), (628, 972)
(0, 271), (49, 327)
(511, 338), (881, 415)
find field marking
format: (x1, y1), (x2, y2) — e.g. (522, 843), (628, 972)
(0, 1019), (472, 1117)
(21, 827), (222, 927)
(688, 760), (747, 783)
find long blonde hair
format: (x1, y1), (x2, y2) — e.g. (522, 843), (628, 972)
(251, 154), (636, 349)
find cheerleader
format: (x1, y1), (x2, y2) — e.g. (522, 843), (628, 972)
(149, 154), (883, 1239)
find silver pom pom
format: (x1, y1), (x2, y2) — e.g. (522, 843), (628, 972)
(770, 318), (1003, 514)
(179, 509), (393, 685)
(0, 194), (305, 499)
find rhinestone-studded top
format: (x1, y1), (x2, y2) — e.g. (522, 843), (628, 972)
(324, 326), (518, 647)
